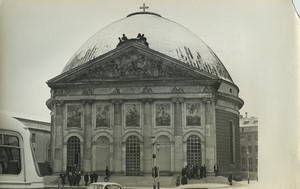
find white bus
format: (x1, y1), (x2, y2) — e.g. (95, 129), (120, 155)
(0, 113), (44, 188)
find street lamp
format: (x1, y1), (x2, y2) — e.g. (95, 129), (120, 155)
(247, 149), (250, 184)
(156, 144), (160, 189)
(151, 136), (160, 189)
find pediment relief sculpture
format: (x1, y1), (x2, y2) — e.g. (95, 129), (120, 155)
(75, 52), (193, 81)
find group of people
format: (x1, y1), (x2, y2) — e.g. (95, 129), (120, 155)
(176, 164), (207, 186)
(57, 164), (110, 188)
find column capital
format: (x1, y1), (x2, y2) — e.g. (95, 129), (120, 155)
(81, 99), (94, 105)
(203, 97), (216, 104)
(172, 97), (184, 103)
(55, 100), (65, 106)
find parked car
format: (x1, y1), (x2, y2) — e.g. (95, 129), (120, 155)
(87, 182), (123, 189)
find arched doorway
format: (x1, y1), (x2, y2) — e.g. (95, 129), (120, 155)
(187, 135), (202, 166)
(126, 136), (140, 175)
(95, 136), (110, 171)
(67, 136), (81, 168)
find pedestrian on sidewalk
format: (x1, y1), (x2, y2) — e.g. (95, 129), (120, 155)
(176, 175), (181, 187)
(57, 177), (63, 188)
(228, 172), (233, 186)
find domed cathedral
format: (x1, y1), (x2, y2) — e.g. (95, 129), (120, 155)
(46, 10), (243, 176)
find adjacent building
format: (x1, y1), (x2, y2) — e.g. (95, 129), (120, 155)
(239, 113), (258, 174)
(46, 10), (244, 176)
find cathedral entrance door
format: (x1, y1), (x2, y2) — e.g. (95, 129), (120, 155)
(125, 136), (140, 176)
(67, 136), (81, 169)
(187, 135), (202, 166)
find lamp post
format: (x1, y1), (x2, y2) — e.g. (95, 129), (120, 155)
(151, 136), (160, 189)
(247, 149), (250, 184)
(156, 144), (160, 189)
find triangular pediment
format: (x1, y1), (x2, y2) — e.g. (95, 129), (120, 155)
(48, 43), (217, 86)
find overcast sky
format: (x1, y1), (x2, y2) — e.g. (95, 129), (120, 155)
(0, 0), (300, 188)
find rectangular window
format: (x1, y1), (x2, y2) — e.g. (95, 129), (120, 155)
(255, 134), (258, 140)
(249, 158), (252, 165)
(248, 146), (252, 153)
(248, 135), (251, 141)
(255, 145), (258, 153)
(31, 133), (36, 143)
(240, 135), (244, 142)
(241, 158), (245, 165)
(241, 146), (245, 153)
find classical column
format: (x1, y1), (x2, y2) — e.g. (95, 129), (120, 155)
(53, 100), (64, 173)
(82, 100), (93, 172)
(112, 99), (123, 174)
(172, 98), (184, 172)
(204, 98), (217, 173)
(142, 98), (153, 174)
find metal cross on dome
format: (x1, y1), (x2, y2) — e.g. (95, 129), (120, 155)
(139, 3), (149, 12)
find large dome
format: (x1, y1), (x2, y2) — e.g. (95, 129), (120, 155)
(63, 12), (233, 82)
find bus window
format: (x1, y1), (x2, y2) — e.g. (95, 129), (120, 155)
(0, 134), (21, 174)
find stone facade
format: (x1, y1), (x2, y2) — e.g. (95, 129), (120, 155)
(47, 41), (243, 176)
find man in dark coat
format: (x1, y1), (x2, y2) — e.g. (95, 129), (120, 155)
(181, 175), (188, 185)
(84, 173), (89, 186)
(90, 172), (94, 183)
(94, 172), (98, 182)
(203, 164), (207, 178)
(59, 172), (66, 186)
(105, 166), (110, 181)
(214, 163), (219, 176)
(228, 172), (233, 186)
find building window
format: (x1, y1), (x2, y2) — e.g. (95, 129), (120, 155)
(249, 168), (252, 172)
(248, 146), (252, 153)
(249, 158), (252, 165)
(240, 135), (244, 142)
(31, 133), (36, 143)
(243, 121), (249, 124)
(247, 135), (251, 141)
(255, 145), (258, 153)
(187, 135), (202, 166)
(255, 134), (258, 140)
(241, 146), (245, 153)
(229, 121), (236, 163)
(242, 168), (246, 171)
(126, 136), (140, 176)
(67, 136), (81, 169)
(241, 158), (245, 165)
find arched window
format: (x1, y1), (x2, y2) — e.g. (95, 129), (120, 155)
(187, 135), (202, 166)
(125, 136), (140, 175)
(67, 136), (81, 169)
(229, 121), (236, 163)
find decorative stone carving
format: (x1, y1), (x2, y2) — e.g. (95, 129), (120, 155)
(111, 88), (121, 94)
(141, 87), (153, 94)
(171, 86), (184, 93)
(82, 88), (93, 95)
(54, 89), (68, 96)
(75, 51), (193, 80)
(203, 86), (214, 93)
(81, 99), (94, 105)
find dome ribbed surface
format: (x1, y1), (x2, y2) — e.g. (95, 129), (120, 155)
(63, 12), (232, 82)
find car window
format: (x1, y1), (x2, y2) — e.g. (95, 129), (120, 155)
(104, 185), (111, 189)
